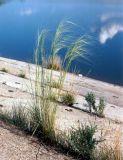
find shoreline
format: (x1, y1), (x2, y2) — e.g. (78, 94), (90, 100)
(0, 56), (123, 88)
(82, 74), (123, 88)
(78, 74), (123, 89)
(0, 56), (123, 109)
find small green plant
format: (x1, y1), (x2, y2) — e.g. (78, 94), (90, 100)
(45, 55), (62, 71)
(0, 67), (8, 73)
(58, 124), (99, 160)
(61, 92), (75, 106)
(85, 93), (106, 117)
(18, 72), (26, 78)
(97, 97), (105, 117)
(85, 92), (96, 113)
(0, 110), (12, 123)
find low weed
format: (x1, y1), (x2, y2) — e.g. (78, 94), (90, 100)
(50, 81), (61, 89)
(0, 107), (28, 130)
(85, 92), (106, 117)
(18, 71), (26, 78)
(57, 124), (99, 160)
(61, 92), (75, 106)
(0, 67), (8, 73)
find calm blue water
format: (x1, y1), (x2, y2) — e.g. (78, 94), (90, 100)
(0, 0), (123, 85)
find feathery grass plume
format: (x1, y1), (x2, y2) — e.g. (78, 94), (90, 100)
(50, 21), (89, 90)
(63, 35), (89, 72)
(49, 20), (77, 91)
(51, 20), (77, 56)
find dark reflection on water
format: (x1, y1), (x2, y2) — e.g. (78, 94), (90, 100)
(0, 0), (123, 85)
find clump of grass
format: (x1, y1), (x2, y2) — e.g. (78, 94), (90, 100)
(61, 92), (75, 106)
(30, 100), (57, 141)
(32, 20), (88, 141)
(18, 72), (26, 78)
(0, 67), (8, 73)
(45, 55), (62, 71)
(0, 110), (12, 123)
(47, 92), (57, 102)
(50, 81), (61, 89)
(0, 107), (28, 130)
(11, 107), (28, 129)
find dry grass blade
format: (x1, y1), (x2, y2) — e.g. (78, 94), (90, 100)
(45, 55), (62, 71)
(96, 128), (123, 160)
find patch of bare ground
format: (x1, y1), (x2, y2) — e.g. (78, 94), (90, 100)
(0, 121), (73, 160)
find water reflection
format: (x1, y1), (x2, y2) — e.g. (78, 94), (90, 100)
(99, 23), (123, 44)
(99, 10), (123, 44)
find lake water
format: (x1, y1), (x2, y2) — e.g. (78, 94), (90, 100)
(0, 0), (123, 85)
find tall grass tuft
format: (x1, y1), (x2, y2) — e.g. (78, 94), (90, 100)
(32, 20), (88, 141)
(61, 92), (75, 106)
